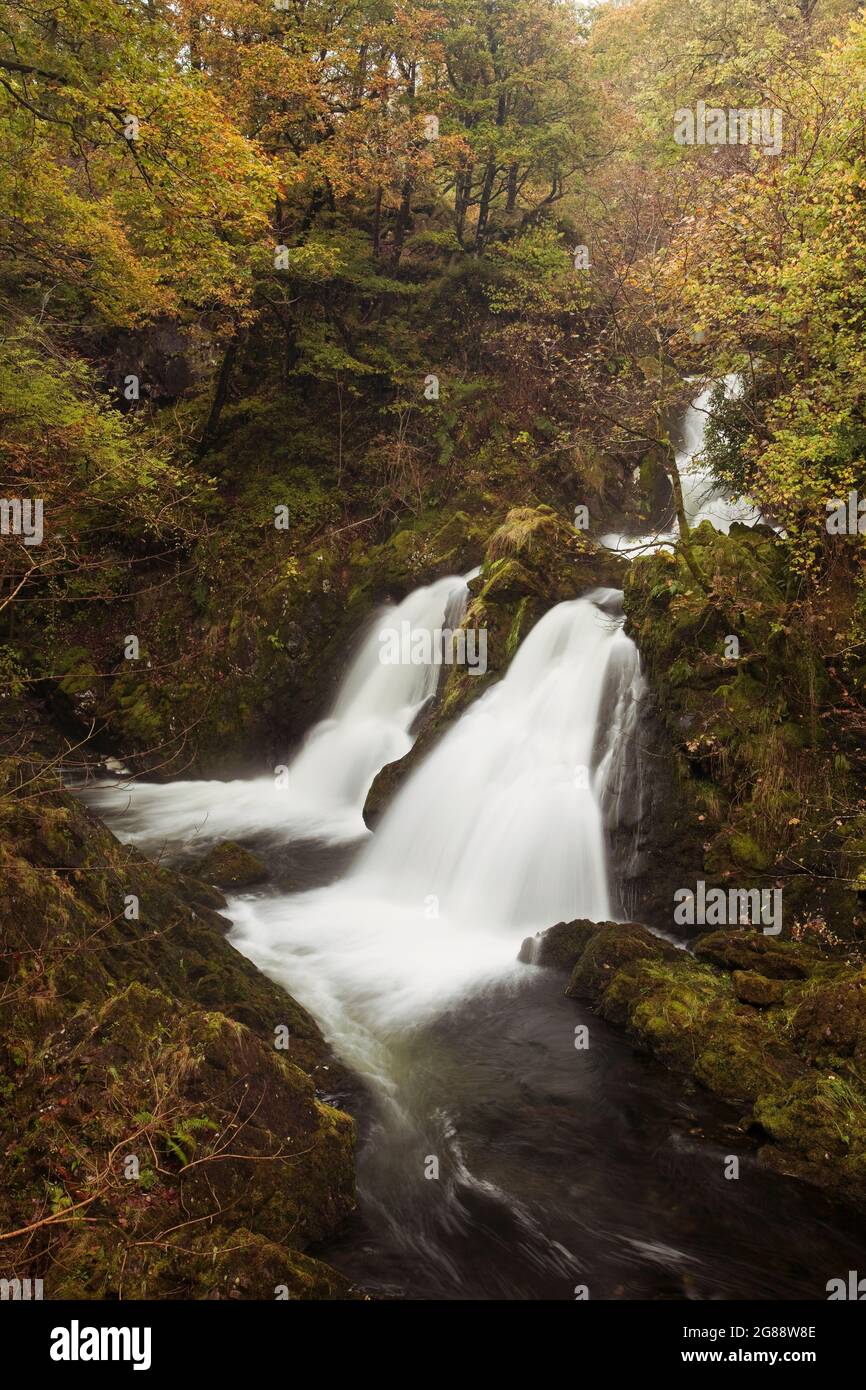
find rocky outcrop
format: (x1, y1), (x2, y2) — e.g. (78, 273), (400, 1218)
(623, 521), (866, 940)
(195, 839), (268, 888)
(524, 918), (866, 1208)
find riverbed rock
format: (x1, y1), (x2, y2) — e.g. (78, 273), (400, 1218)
(196, 839), (268, 888)
(518, 918), (602, 970)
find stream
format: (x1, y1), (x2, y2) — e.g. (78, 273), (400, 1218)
(80, 389), (866, 1301)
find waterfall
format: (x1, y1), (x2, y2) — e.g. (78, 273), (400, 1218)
(278, 573), (472, 826)
(601, 376), (763, 555)
(358, 589), (639, 930)
(227, 589), (643, 1085)
(79, 571), (472, 851)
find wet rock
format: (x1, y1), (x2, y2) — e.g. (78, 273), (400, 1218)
(196, 839), (268, 888)
(518, 918), (601, 970)
(566, 922), (677, 999)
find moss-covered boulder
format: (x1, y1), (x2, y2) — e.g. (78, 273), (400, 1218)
(566, 922), (678, 1000)
(196, 839), (268, 888)
(790, 974), (866, 1066)
(731, 970), (786, 1006)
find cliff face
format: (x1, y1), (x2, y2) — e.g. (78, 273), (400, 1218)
(0, 766), (358, 1300)
(623, 522), (866, 942)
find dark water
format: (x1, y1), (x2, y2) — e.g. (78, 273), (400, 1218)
(76, 790), (866, 1302)
(316, 970), (866, 1301)
(235, 840), (866, 1302)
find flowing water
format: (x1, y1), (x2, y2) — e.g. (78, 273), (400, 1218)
(82, 571), (471, 851)
(226, 590), (641, 1094)
(81, 389), (866, 1300)
(600, 376), (764, 556)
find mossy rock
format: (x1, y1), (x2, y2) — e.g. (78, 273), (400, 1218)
(727, 829), (773, 873)
(791, 974), (866, 1066)
(518, 918), (601, 971)
(620, 519), (866, 936)
(732, 970), (786, 1007)
(692, 1012), (802, 1102)
(50, 1226), (360, 1301)
(566, 923), (677, 999)
(754, 1074), (866, 1166)
(693, 930), (815, 980)
(197, 840), (268, 888)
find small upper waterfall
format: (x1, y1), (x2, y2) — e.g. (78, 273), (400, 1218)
(80, 572), (472, 850)
(601, 377), (763, 555)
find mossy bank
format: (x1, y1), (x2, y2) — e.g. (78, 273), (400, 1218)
(523, 918), (866, 1209)
(0, 764), (358, 1299)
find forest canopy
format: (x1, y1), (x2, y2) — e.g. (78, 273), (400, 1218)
(1, 0), (865, 762)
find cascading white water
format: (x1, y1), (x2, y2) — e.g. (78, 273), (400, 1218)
(359, 591), (637, 928)
(601, 376), (763, 555)
(79, 572), (471, 850)
(227, 589), (643, 1088)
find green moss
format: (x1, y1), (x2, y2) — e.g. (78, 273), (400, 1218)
(0, 780), (356, 1298)
(526, 918), (866, 1204)
(728, 829), (773, 872)
(196, 840), (267, 888)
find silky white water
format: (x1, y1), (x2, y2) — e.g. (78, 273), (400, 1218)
(227, 590), (643, 1090)
(80, 572), (471, 851)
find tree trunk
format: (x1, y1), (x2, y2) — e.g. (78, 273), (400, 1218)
(372, 184), (383, 258)
(392, 178), (413, 264)
(197, 329), (245, 458)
